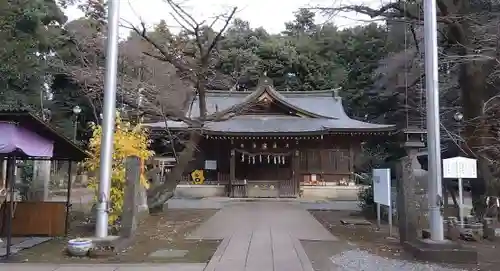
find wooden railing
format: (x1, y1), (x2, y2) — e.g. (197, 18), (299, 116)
(299, 173), (357, 186)
(178, 172), (230, 185)
(217, 172), (230, 184)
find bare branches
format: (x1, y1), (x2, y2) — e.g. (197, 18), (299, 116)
(124, 0), (237, 122)
(163, 0), (236, 63)
(203, 7), (237, 63)
(53, 17), (195, 125)
(122, 1), (237, 88)
(314, 1), (458, 25)
(120, 1), (240, 208)
(121, 19), (195, 81)
(317, 2), (412, 20)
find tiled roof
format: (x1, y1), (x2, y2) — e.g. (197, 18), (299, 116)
(186, 89), (345, 119)
(203, 115), (393, 134)
(144, 83), (395, 134)
(145, 114), (393, 134)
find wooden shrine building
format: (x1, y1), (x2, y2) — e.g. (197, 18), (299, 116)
(146, 77), (396, 198)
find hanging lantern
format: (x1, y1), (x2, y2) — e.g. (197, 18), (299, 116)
(240, 143), (244, 148)
(259, 155), (262, 163)
(267, 155), (270, 163)
(241, 153), (244, 162)
(252, 142), (257, 148)
(272, 142), (277, 148)
(252, 156), (256, 164)
(262, 143), (268, 150)
(285, 143), (289, 148)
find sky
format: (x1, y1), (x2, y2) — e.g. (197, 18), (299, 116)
(64, 0), (384, 37)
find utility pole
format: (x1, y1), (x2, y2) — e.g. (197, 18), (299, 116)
(424, 0), (444, 240)
(95, 0), (120, 238)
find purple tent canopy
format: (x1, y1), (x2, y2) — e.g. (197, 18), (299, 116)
(0, 122), (54, 157)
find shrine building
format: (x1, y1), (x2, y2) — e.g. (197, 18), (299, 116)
(145, 77), (396, 198)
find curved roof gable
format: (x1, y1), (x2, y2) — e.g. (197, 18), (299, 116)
(186, 87), (344, 119)
(220, 83), (338, 119)
(144, 78), (397, 134)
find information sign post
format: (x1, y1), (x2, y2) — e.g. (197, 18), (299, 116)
(443, 157), (477, 228)
(373, 168), (392, 236)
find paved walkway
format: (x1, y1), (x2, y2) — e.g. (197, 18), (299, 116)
(166, 197), (361, 211)
(0, 263), (206, 271)
(188, 201), (338, 271)
(1, 200), (341, 271)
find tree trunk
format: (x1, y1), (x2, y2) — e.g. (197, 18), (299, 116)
(146, 131), (201, 213)
(448, 5), (500, 216)
(460, 60), (495, 217)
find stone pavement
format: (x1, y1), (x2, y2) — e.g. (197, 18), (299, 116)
(166, 197), (361, 212)
(0, 200), (343, 271)
(187, 201), (338, 271)
(0, 263), (206, 271)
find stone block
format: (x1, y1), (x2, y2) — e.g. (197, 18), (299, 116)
(403, 239), (478, 264)
(483, 220), (498, 241)
(340, 218), (372, 226)
(446, 224), (460, 241)
(89, 235), (120, 247)
(174, 184), (226, 198)
(120, 156), (141, 238)
(149, 249), (189, 259)
(300, 186), (360, 200)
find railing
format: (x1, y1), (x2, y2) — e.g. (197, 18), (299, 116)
(299, 172), (360, 186)
(178, 172), (229, 185)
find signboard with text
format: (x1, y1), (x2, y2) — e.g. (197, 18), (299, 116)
(204, 160), (217, 170)
(443, 156), (477, 179)
(373, 168), (391, 206)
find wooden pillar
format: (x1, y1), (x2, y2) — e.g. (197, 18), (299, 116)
(349, 141), (355, 179)
(293, 150), (300, 196)
(0, 159), (6, 189)
(229, 149), (235, 197)
(64, 162), (73, 236)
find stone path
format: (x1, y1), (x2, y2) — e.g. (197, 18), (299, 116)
(0, 263), (206, 271)
(0, 200), (343, 271)
(187, 201), (338, 271)
(0, 237), (52, 257)
(166, 197), (361, 212)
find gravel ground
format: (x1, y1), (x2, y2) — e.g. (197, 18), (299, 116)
(330, 249), (469, 271)
(310, 210), (490, 271)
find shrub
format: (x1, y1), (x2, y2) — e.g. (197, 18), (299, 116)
(84, 113), (154, 225)
(357, 175), (376, 215)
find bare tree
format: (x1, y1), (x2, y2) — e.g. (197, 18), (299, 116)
(122, 0), (238, 211)
(317, 1), (500, 214)
(51, 13), (191, 123)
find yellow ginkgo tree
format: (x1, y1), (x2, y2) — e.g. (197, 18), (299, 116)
(84, 112), (154, 225)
